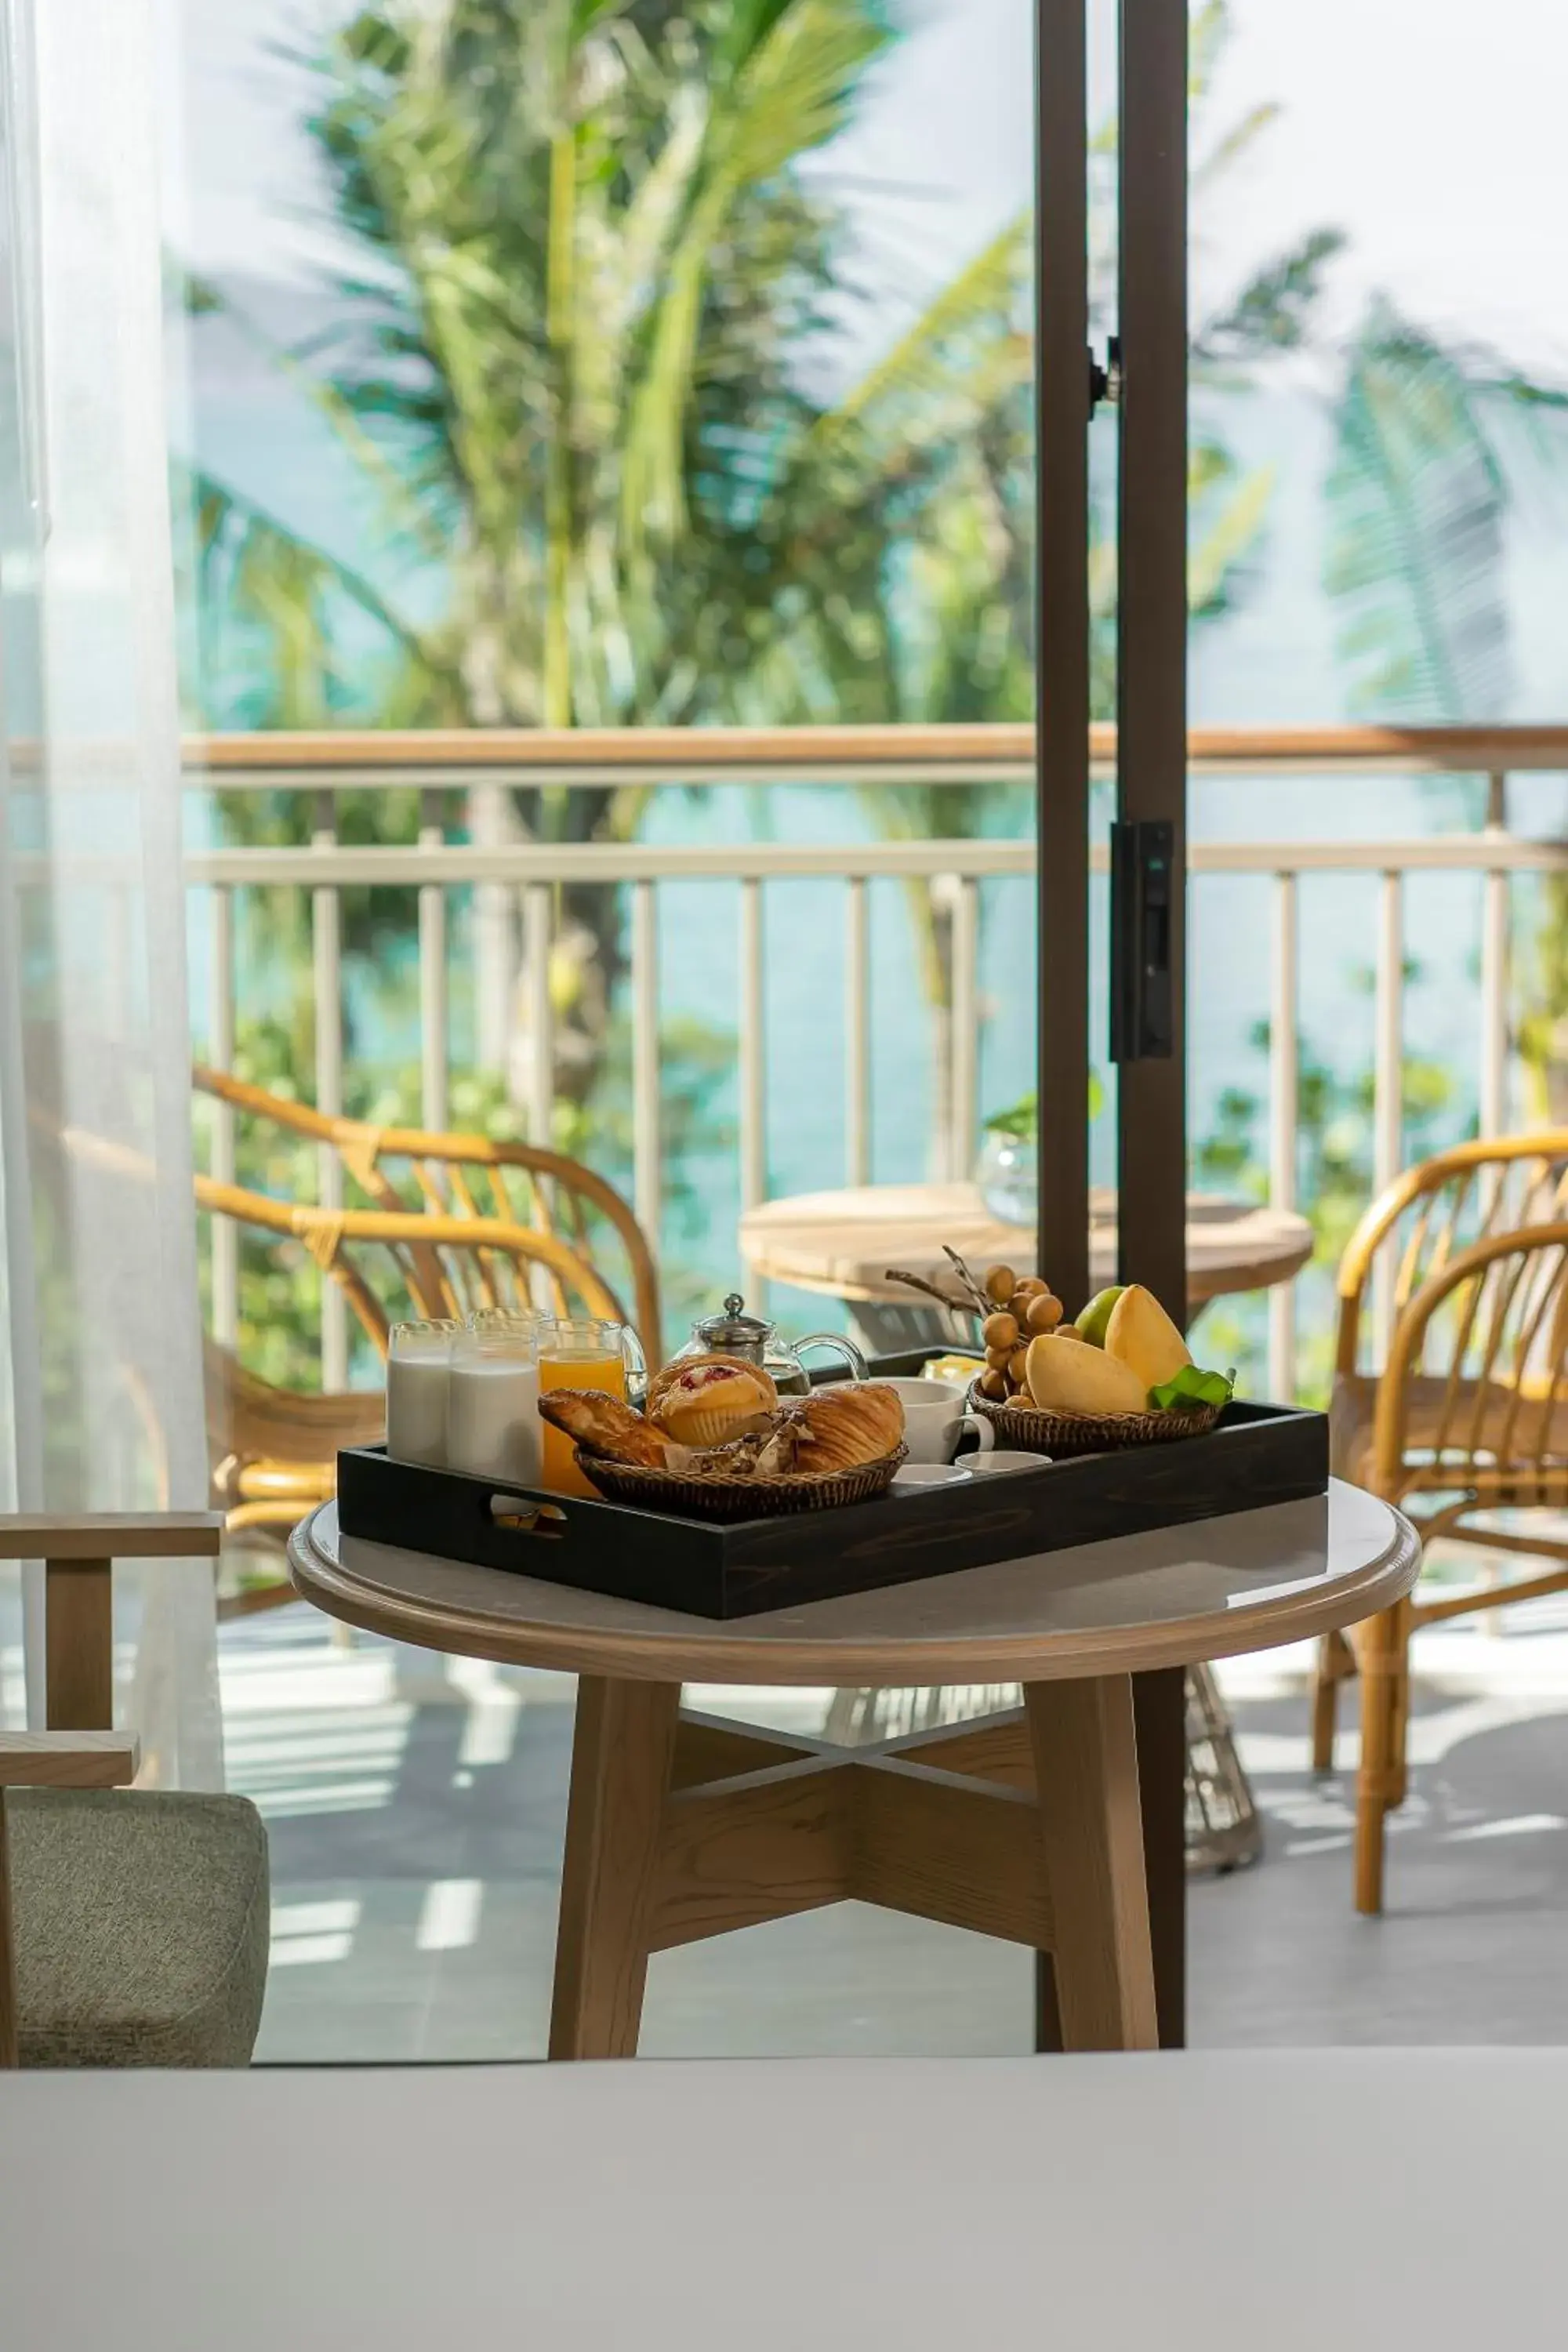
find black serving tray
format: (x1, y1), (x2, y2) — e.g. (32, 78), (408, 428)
(335, 1374), (1328, 1620)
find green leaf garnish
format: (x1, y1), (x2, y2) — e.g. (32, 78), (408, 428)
(1149, 1364), (1235, 1412)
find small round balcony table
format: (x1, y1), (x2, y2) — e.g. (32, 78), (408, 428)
(289, 1483), (1417, 2059)
(738, 1181), (1313, 1348)
(740, 1178), (1316, 1885)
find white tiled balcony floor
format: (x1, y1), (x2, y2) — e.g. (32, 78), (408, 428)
(228, 1592), (1568, 2063)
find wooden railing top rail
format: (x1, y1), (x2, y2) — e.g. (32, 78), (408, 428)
(180, 721), (1568, 781)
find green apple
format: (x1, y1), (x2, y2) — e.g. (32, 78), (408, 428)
(1073, 1284), (1125, 1348)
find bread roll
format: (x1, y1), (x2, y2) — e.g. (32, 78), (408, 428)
(647, 1352), (777, 1448)
(788, 1381), (904, 1472)
(537, 1390), (673, 1467)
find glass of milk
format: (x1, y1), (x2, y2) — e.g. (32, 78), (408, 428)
(445, 1319), (543, 1485)
(386, 1319), (459, 1468)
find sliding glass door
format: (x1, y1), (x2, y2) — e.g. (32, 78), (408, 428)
(1035, 0), (1189, 2042)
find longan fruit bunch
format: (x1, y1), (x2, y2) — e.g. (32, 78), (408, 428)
(975, 1263), (1063, 1403)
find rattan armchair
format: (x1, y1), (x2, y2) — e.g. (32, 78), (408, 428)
(198, 1178), (619, 1580)
(1317, 1131), (1568, 1911)
(194, 1067), (662, 1357)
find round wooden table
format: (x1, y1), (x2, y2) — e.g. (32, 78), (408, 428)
(290, 1484), (1417, 2059)
(739, 1181), (1313, 1332)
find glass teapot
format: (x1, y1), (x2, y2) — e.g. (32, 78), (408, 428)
(674, 1294), (867, 1396)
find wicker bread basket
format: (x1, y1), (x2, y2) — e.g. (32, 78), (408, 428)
(968, 1387), (1221, 1458)
(579, 1445), (907, 1522)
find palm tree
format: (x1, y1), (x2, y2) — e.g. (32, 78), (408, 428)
(188, 0), (1047, 1123)
(185, 0), (1341, 1181)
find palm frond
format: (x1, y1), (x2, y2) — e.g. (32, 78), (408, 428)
(619, 0), (890, 550)
(1323, 301), (1522, 719)
(1194, 228), (1346, 369)
(180, 463), (451, 727)
(823, 212), (1030, 442)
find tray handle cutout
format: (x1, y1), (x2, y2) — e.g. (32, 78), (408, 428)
(489, 1496), (568, 1538)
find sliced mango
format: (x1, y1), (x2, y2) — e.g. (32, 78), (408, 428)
(1025, 1331), (1148, 1415)
(1103, 1283), (1190, 1391)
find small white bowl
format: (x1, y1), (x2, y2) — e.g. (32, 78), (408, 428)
(891, 1462), (973, 1494)
(967, 1449), (1046, 1475)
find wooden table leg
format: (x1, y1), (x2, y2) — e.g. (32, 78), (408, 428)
(1025, 1675), (1159, 2052)
(549, 1676), (680, 2060)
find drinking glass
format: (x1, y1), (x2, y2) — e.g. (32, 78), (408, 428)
(446, 1320), (542, 1484)
(385, 1319), (460, 1468)
(538, 1316), (647, 1497)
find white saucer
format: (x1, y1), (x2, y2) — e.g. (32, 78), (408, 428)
(891, 1462), (973, 1494)
(965, 1449), (1047, 1475)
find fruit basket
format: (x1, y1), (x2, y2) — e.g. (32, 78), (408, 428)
(968, 1388), (1221, 1458)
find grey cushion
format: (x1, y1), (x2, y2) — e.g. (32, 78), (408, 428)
(7, 1788), (269, 2067)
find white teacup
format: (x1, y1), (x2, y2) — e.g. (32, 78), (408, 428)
(883, 1376), (996, 1465)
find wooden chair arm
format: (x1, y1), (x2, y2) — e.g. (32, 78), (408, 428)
(0, 1515), (221, 1737)
(0, 1732), (140, 1788)
(0, 1513), (223, 1561)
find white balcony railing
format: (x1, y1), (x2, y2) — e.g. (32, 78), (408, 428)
(183, 723), (1568, 1394)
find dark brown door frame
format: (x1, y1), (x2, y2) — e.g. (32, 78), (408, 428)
(1117, 0), (1189, 2054)
(1033, 0), (1091, 1325)
(1034, 0), (1189, 2049)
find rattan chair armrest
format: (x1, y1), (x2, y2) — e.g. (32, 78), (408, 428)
(1370, 1218), (1568, 1494)
(0, 1513), (223, 1560)
(0, 1732), (140, 1787)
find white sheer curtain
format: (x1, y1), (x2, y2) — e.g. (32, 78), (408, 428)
(0, 0), (220, 1786)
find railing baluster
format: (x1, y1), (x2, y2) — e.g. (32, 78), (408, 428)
(739, 876), (766, 1232)
(1372, 869), (1404, 1353)
(1480, 770), (1509, 1141)
(1268, 871), (1298, 1400)
(631, 880), (660, 1247)
(418, 789), (448, 1133)
(208, 882), (238, 1349)
(312, 793), (347, 1391)
(845, 877), (870, 1187)
(470, 783), (515, 1074)
(522, 880), (554, 1149)
(949, 874), (979, 1186)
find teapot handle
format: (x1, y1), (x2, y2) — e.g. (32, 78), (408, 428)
(795, 1333), (869, 1382)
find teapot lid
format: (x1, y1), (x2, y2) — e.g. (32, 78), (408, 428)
(695, 1292), (773, 1346)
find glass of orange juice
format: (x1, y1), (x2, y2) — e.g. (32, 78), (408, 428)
(538, 1317), (647, 1498)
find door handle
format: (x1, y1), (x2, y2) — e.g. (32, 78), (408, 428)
(1109, 818), (1174, 1062)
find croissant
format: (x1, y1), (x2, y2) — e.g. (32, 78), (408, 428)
(537, 1389), (673, 1468)
(786, 1381), (904, 1473)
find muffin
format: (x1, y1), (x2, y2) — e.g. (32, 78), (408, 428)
(647, 1353), (778, 1449)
